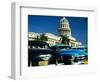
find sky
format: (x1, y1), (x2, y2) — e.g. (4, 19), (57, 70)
(28, 15), (88, 46)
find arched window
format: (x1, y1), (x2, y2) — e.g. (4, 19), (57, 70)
(62, 20), (65, 23)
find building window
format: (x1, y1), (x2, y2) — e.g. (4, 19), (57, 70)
(62, 24), (64, 27)
(64, 24), (66, 27)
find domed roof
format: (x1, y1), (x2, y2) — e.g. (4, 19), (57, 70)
(60, 17), (69, 24)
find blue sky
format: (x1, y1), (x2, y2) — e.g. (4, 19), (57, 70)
(28, 15), (88, 46)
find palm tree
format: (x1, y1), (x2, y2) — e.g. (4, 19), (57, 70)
(40, 34), (48, 42)
(60, 35), (70, 45)
(34, 36), (40, 41)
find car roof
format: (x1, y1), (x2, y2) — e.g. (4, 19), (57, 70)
(28, 49), (53, 54)
(28, 41), (49, 46)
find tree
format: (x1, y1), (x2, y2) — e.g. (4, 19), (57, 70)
(34, 36), (40, 41)
(34, 34), (48, 42)
(60, 35), (69, 45)
(40, 34), (48, 42)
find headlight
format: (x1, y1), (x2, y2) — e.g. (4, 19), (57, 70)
(39, 54), (52, 60)
(71, 56), (75, 59)
(39, 54), (51, 57)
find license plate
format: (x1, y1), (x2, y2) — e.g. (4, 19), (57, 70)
(38, 61), (48, 66)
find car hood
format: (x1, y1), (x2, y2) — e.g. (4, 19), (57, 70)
(56, 49), (86, 56)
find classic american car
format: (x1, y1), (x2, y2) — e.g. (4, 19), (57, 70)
(28, 41), (56, 66)
(72, 47), (88, 61)
(50, 45), (86, 65)
(28, 49), (56, 66)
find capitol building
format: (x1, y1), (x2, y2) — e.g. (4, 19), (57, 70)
(28, 17), (82, 47)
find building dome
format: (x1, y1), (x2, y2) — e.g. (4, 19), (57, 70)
(59, 17), (71, 36)
(60, 17), (70, 29)
(60, 17), (69, 25)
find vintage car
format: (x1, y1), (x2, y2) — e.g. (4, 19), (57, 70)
(56, 49), (86, 65)
(72, 47), (88, 61)
(50, 45), (86, 65)
(28, 49), (56, 66)
(28, 41), (56, 66)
